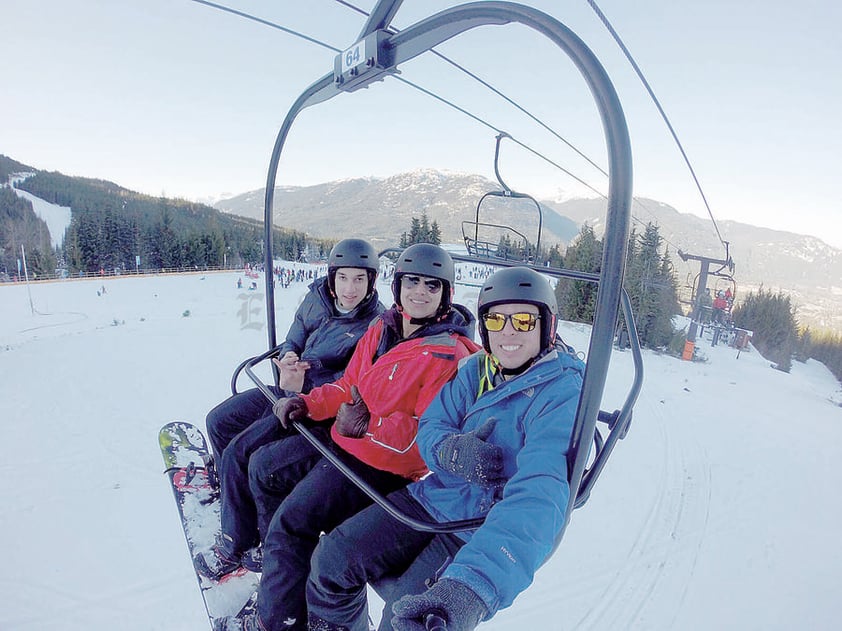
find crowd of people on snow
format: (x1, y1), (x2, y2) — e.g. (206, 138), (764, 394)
(204, 239), (585, 631)
(455, 264), (495, 283)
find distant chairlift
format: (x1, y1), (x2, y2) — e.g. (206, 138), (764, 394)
(712, 271), (737, 305)
(462, 133), (544, 262)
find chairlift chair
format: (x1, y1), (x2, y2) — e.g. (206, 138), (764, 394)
(462, 133), (544, 263)
(232, 0), (642, 564)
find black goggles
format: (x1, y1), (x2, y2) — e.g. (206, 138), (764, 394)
(401, 275), (443, 293)
(482, 311), (541, 332)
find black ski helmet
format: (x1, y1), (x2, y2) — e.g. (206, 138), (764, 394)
(392, 243), (455, 319)
(477, 266), (558, 353)
(327, 238), (379, 298)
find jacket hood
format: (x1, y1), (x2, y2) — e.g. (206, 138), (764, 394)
(444, 302), (477, 340)
(381, 302), (476, 340)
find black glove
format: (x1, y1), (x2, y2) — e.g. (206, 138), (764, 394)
(273, 396), (308, 429)
(335, 385), (370, 438)
(392, 579), (488, 631)
(437, 419), (504, 487)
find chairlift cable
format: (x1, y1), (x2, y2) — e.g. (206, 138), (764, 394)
(189, 0), (607, 199)
(394, 75), (606, 197)
(334, 0), (609, 178)
(586, 0), (728, 251)
(333, 0), (695, 255)
(189, 0), (340, 51)
(189, 1), (670, 251)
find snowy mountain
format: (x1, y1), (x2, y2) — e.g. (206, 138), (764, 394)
(1, 269), (840, 630)
(214, 170), (581, 252)
(215, 172), (842, 329)
(4, 152), (839, 328)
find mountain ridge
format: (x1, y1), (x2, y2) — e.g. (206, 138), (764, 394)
(3, 153), (838, 329)
(214, 170), (841, 329)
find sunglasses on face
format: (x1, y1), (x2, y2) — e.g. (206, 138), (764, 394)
(402, 275), (443, 293)
(482, 311), (541, 332)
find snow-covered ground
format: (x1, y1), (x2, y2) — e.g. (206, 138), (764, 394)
(1, 269), (840, 630)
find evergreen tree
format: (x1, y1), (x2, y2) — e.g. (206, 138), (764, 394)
(13, 171), (321, 274)
(496, 234), (514, 259)
(732, 287), (798, 371)
(419, 213), (431, 243)
(623, 223), (680, 349)
(430, 219), (442, 245)
(408, 217), (422, 244)
(803, 329), (842, 385)
(151, 204), (180, 269)
(795, 327), (812, 363)
(0, 187), (56, 276)
(555, 224), (601, 323)
(401, 211), (441, 246)
(545, 243), (564, 268)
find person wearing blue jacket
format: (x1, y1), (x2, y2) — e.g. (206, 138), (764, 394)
(306, 266), (586, 631)
(195, 238), (385, 580)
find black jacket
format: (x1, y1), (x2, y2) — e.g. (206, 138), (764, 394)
(278, 277), (385, 393)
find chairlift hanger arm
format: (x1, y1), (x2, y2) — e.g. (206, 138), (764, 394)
(493, 132), (513, 194)
(356, 0), (404, 40)
(473, 132), (544, 258)
(263, 73), (335, 350)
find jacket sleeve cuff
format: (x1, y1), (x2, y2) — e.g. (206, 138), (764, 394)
(441, 564), (498, 619)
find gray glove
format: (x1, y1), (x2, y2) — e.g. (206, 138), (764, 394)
(392, 579), (488, 631)
(437, 419), (504, 487)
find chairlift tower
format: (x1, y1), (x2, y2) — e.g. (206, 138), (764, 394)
(678, 243), (735, 355)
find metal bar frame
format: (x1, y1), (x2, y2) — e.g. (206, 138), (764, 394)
(255, 0), (638, 536)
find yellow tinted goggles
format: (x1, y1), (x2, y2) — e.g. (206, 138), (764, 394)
(482, 311), (541, 333)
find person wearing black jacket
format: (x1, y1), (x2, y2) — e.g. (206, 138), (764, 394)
(196, 238), (385, 579)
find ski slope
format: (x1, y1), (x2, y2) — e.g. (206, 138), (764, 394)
(0, 269), (840, 630)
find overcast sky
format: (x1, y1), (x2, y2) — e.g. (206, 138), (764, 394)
(4, 0), (841, 248)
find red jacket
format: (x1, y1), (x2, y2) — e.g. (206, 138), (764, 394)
(301, 307), (480, 480)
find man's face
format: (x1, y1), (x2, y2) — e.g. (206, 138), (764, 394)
(399, 274), (443, 320)
(334, 268), (369, 310)
(484, 302), (542, 369)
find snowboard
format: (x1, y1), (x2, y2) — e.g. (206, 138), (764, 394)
(159, 421), (260, 629)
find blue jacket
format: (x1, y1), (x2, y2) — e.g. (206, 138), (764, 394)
(408, 347), (585, 617)
(278, 277), (385, 393)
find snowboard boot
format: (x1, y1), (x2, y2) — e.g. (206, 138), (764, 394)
(194, 534), (242, 580)
(213, 610), (266, 631)
(242, 544), (262, 573)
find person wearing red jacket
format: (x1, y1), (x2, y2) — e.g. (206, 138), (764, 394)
(215, 243), (479, 631)
(712, 291), (729, 324)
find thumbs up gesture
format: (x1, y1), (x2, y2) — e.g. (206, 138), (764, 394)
(335, 385), (371, 439)
(437, 419), (504, 488)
